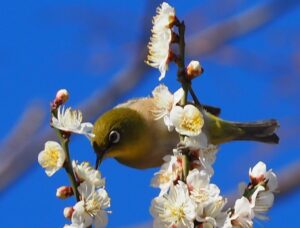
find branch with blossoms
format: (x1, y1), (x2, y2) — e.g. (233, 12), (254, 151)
(37, 2), (279, 227)
(38, 89), (110, 228)
(146, 2), (278, 227)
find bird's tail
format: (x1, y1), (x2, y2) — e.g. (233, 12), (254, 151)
(232, 119), (279, 144)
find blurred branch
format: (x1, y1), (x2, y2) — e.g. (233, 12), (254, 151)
(0, 104), (46, 190)
(187, 0), (300, 57)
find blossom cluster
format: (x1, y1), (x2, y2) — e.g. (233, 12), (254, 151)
(38, 89), (111, 228)
(150, 84), (277, 227)
(152, 84), (204, 137)
(65, 162), (110, 228)
(146, 2), (203, 81)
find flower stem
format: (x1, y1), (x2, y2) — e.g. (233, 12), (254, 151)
(56, 130), (80, 202)
(176, 20), (190, 181)
(188, 85), (201, 107)
(51, 109), (80, 202)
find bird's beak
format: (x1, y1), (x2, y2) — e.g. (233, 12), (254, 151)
(95, 153), (104, 170)
(94, 145), (109, 170)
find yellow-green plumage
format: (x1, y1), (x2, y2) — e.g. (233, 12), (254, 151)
(203, 112), (244, 145)
(92, 98), (279, 169)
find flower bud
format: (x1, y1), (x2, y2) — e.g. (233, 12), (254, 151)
(56, 186), (73, 199)
(186, 60), (203, 80)
(63, 207), (74, 219)
(55, 89), (69, 105)
(249, 161), (267, 185)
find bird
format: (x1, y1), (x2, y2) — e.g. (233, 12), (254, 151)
(91, 98), (279, 169)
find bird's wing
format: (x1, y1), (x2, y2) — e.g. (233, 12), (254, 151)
(115, 97), (157, 122)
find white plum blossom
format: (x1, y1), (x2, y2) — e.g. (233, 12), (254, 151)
(249, 185), (274, 220)
(184, 132), (208, 149)
(225, 197), (254, 228)
(243, 161), (278, 220)
(38, 141), (65, 176)
(249, 161), (278, 191)
(187, 169), (220, 206)
(170, 104), (204, 136)
(52, 106), (94, 139)
(197, 145), (219, 176)
(152, 84), (183, 131)
(151, 181), (197, 228)
(71, 182), (110, 228)
(186, 169), (227, 227)
(72, 161), (105, 188)
(151, 155), (183, 196)
(152, 2), (176, 32)
(146, 2), (176, 80)
(185, 142), (218, 176)
(196, 197), (227, 228)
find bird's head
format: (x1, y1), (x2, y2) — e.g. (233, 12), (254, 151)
(92, 107), (148, 169)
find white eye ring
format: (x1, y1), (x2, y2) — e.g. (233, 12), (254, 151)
(109, 130), (120, 144)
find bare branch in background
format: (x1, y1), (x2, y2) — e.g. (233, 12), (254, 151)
(186, 0), (300, 57)
(0, 104), (46, 190)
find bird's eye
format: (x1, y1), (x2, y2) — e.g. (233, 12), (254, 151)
(109, 130), (121, 144)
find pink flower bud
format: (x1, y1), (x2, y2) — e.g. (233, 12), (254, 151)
(63, 207), (74, 219)
(56, 186), (73, 199)
(55, 89), (69, 105)
(186, 60), (203, 80)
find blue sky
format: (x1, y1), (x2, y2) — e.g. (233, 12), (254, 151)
(0, 0), (300, 227)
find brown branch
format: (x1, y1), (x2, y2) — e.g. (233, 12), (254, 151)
(0, 104), (46, 190)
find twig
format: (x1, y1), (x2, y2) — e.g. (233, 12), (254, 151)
(57, 131), (80, 201)
(175, 20), (191, 182)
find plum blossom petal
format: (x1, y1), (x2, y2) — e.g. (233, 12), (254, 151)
(146, 2), (176, 80)
(170, 104), (204, 136)
(52, 106), (94, 139)
(151, 181), (197, 228)
(38, 141), (65, 176)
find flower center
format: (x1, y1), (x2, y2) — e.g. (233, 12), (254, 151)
(86, 195), (101, 216)
(180, 113), (203, 134)
(158, 173), (171, 184)
(191, 189), (209, 203)
(43, 149), (59, 167)
(170, 206), (185, 221)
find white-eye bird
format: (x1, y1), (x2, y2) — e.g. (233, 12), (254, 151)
(91, 97), (279, 169)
